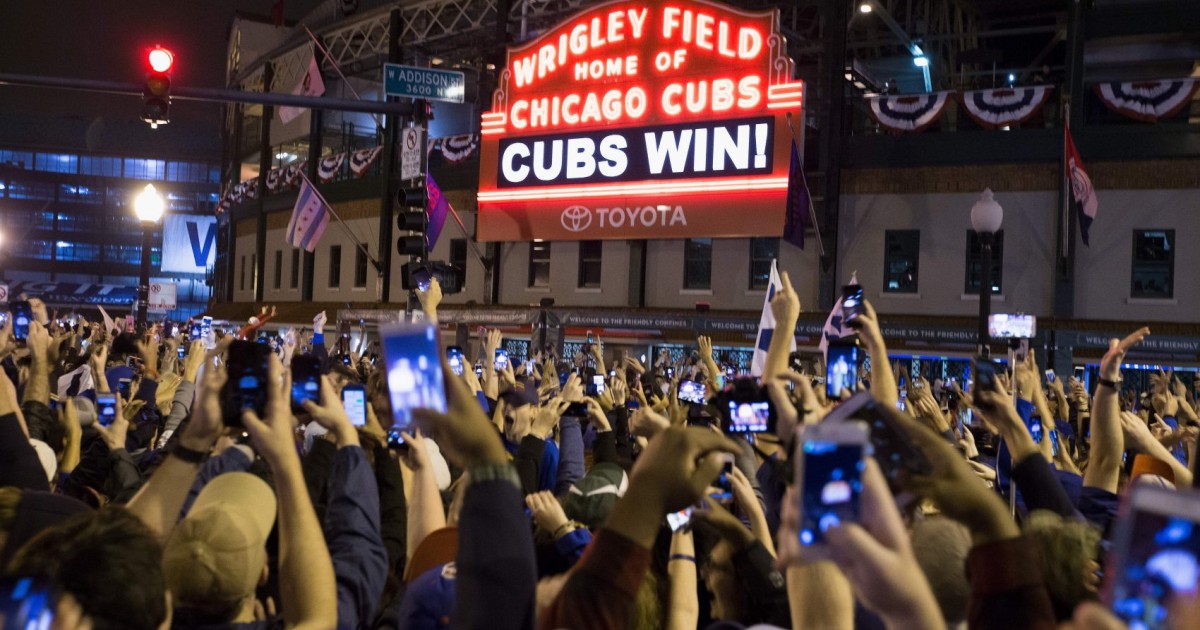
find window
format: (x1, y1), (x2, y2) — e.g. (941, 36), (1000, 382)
(122, 158), (165, 180)
(328, 245), (342, 288)
(167, 161), (213, 183)
(528, 241), (551, 287)
(965, 230), (1003, 294)
(290, 249), (300, 288)
(13, 240), (53, 260)
(103, 244), (144, 265)
(274, 250), (283, 289)
(167, 192), (197, 212)
(1131, 230), (1174, 299)
(240, 255), (246, 290)
(56, 242), (101, 262)
(0, 149), (32, 168)
(450, 239), (468, 286)
(578, 240), (603, 287)
(7, 181), (54, 201)
(59, 184), (102, 205)
(354, 247), (368, 288)
(748, 238), (779, 290)
(683, 238), (713, 290)
(79, 155), (121, 177)
(35, 152), (77, 174)
(883, 230), (920, 293)
(249, 254), (256, 292)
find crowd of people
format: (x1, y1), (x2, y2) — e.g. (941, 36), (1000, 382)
(1, 273), (1199, 630)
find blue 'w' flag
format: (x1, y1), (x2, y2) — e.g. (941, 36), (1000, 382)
(286, 177), (331, 252)
(782, 139), (808, 250)
(751, 259), (796, 377)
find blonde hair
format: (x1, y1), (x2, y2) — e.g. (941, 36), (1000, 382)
(1024, 510), (1102, 621)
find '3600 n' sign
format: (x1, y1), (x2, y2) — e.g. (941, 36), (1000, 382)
(476, 0), (804, 242)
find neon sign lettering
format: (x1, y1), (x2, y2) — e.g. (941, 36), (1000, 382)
(478, 0), (804, 242)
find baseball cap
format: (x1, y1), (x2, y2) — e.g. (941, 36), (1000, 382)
(163, 472), (277, 613)
(560, 462), (628, 528)
(397, 562), (457, 630)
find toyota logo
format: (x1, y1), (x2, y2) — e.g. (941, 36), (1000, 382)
(560, 205), (593, 232)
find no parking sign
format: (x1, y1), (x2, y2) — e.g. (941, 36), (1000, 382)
(0, 284), (8, 304)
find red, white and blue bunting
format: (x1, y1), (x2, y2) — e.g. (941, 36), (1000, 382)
(284, 162), (306, 188)
(349, 146), (383, 177)
(318, 153), (346, 183)
(428, 134), (479, 164)
(1094, 79), (1199, 122)
(243, 179), (259, 200)
(864, 92), (953, 133)
(959, 85), (1054, 129)
(266, 168), (282, 193)
(230, 182), (245, 204)
(216, 190), (232, 216)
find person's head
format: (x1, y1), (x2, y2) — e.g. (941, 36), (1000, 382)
(7, 507), (168, 630)
(367, 368), (391, 420)
(701, 539), (747, 621)
(162, 472), (276, 623)
(910, 516), (972, 625)
(329, 362), (359, 394)
(1025, 510), (1102, 621)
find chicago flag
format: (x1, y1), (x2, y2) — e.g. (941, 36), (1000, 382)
(286, 178), (331, 252)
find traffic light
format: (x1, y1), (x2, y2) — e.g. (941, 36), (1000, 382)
(142, 46), (174, 128)
(396, 185), (426, 257)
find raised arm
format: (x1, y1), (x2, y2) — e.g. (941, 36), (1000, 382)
(849, 301), (897, 408)
(762, 271), (799, 381)
(1084, 328), (1148, 493)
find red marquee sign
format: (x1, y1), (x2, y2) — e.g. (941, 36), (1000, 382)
(477, 0), (803, 241)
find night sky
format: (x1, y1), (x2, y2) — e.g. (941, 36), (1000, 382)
(0, 1), (321, 138)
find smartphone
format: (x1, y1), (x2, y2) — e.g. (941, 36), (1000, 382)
(117, 378), (132, 399)
(494, 348), (509, 372)
(381, 323), (447, 446)
(590, 373), (606, 396)
(447, 346), (465, 376)
(586, 330), (594, 344)
(290, 355), (322, 413)
(725, 399), (773, 433)
(841, 285), (865, 323)
(1028, 417), (1044, 444)
(973, 358), (1003, 392)
(1074, 366), (1086, 382)
(342, 384), (367, 427)
(0, 576), (56, 628)
(1048, 428), (1060, 458)
(474, 362), (483, 378)
(987, 313), (1036, 339)
(201, 316), (214, 348)
(678, 380), (706, 405)
(1045, 369), (1056, 383)
(221, 340), (272, 427)
(96, 393), (118, 428)
(710, 457), (735, 504)
(177, 345), (186, 360)
(665, 366), (675, 379)
(826, 338), (860, 398)
(10, 301), (32, 342)
(667, 506), (694, 532)
(824, 391), (931, 502)
(1105, 484), (1200, 630)
(796, 420), (870, 551)
(190, 321), (202, 338)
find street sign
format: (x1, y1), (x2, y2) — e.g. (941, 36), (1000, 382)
(148, 281), (177, 311)
(401, 126), (423, 180)
(0, 284), (8, 303)
(384, 63), (465, 103)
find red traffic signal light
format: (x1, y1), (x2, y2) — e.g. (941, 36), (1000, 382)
(148, 47), (174, 73)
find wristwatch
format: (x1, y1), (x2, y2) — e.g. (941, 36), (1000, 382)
(1098, 377), (1122, 390)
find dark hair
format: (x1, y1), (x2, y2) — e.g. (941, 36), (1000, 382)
(110, 332), (140, 359)
(6, 507), (167, 630)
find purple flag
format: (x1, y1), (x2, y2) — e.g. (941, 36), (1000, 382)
(782, 140), (808, 249)
(426, 172), (450, 251)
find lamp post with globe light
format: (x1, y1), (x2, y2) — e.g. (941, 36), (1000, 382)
(133, 184), (165, 330)
(971, 188), (1003, 356)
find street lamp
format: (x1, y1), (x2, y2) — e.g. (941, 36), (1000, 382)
(971, 188), (1003, 356)
(133, 184), (165, 330)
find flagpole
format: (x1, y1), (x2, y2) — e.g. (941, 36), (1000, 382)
(1061, 102), (1070, 258)
(298, 171), (382, 269)
(785, 113), (826, 256)
(302, 27), (384, 129)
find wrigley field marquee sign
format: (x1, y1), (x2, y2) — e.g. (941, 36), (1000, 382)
(476, 0), (804, 241)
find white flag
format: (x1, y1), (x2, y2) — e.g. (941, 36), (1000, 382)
(750, 260), (797, 377)
(278, 53), (326, 124)
(286, 177), (331, 252)
(818, 271), (860, 361)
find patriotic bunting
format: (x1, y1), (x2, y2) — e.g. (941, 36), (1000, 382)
(959, 85), (1054, 129)
(230, 182), (245, 204)
(429, 134), (480, 163)
(349, 146), (383, 177)
(266, 168), (282, 192)
(284, 162), (305, 188)
(317, 152), (345, 183)
(244, 179), (259, 200)
(1094, 79), (1199, 122)
(216, 191), (232, 216)
(865, 92), (952, 133)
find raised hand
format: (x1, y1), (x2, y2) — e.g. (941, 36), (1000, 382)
(302, 375), (358, 446)
(526, 490), (570, 536)
(412, 355), (508, 468)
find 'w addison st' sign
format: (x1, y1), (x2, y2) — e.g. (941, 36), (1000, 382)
(477, 0), (804, 241)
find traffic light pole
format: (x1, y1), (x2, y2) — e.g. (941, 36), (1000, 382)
(377, 7), (403, 304)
